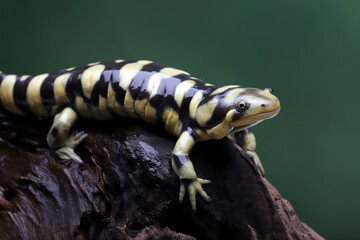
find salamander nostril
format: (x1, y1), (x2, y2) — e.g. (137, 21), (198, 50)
(261, 104), (266, 108)
(264, 88), (274, 94)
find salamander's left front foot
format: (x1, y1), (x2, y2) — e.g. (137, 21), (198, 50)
(179, 177), (211, 211)
(235, 129), (265, 176)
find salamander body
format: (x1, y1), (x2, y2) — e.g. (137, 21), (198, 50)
(0, 60), (280, 210)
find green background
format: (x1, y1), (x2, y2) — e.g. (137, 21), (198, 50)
(1, 1), (359, 239)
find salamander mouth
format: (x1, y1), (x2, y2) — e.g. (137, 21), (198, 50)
(229, 106), (280, 133)
(229, 123), (253, 133)
(249, 106), (281, 119)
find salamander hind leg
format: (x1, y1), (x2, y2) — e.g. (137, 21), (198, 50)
(172, 131), (211, 211)
(47, 107), (87, 164)
(235, 129), (265, 176)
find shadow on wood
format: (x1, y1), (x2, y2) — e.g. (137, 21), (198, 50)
(0, 111), (323, 240)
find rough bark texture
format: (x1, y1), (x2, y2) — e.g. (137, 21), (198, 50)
(0, 110), (324, 240)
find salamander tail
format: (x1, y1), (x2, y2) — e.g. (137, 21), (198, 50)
(0, 71), (27, 115)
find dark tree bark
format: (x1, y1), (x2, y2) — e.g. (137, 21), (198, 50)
(0, 111), (323, 240)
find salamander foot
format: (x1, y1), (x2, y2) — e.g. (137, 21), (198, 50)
(55, 131), (88, 164)
(179, 178), (211, 211)
(247, 151), (265, 177)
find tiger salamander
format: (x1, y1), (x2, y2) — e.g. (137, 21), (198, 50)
(0, 60), (280, 211)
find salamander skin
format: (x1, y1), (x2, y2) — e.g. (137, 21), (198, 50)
(0, 60), (280, 211)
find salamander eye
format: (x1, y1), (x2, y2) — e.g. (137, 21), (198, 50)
(236, 101), (248, 111)
(238, 102), (246, 109)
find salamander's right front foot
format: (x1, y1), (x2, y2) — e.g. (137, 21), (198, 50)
(179, 177), (211, 211)
(172, 130), (211, 211)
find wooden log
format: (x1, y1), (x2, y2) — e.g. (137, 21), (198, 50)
(0, 111), (323, 240)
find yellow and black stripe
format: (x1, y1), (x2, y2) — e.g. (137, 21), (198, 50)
(0, 59), (281, 211)
(1, 60), (213, 132)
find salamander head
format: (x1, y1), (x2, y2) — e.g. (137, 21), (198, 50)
(196, 87), (280, 139)
(226, 87), (280, 134)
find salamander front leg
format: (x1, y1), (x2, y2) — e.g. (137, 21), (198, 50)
(172, 131), (211, 211)
(235, 129), (265, 176)
(46, 107), (87, 164)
